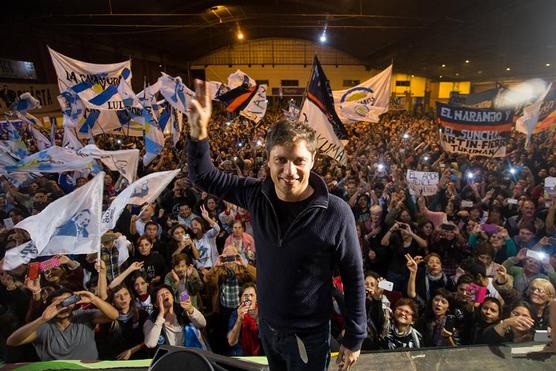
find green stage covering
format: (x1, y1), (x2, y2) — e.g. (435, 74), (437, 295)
(3, 356), (270, 370)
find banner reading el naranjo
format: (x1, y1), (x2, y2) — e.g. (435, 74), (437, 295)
(436, 102), (514, 157)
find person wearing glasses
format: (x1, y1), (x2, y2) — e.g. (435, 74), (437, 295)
(381, 298), (422, 349)
(525, 278), (555, 330)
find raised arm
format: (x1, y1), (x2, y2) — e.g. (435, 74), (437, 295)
(108, 261), (143, 289)
(187, 84), (259, 209)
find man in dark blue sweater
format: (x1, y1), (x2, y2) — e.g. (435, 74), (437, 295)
(187, 90), (366, 370)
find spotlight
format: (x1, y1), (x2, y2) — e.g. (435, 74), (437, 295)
(466, 172), (474, 179)
(320, 32), (327, 43)
(465, 60), (470, 64)
(237, 31), (244, 40)
(546, 63), (551, 67)
(441, 64), (446, 68)
(506, 67), (511, 71)
(509, 167), (516, 175)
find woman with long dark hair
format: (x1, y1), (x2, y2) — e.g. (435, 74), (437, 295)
(97, 285), (148, 360)
(143, 285), (207, 350)
(417, 288), (460, 347)
(465, 297), (502, 345)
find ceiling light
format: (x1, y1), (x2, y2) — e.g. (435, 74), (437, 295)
(411, 74), (415, 78)
(506, 67), (511, 71)
(320, 32), (327, 43)
(237, 31), (244, 40)
(439, 75), (443, 79)
(465, 60), (470, 63)
(455, 73), (459, 76)
(441, 64), (446, 68)
(546, 63), (551, 67)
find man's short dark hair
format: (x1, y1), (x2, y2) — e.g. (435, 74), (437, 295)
(456, 274), (474, 287)
(265, 120), (317, 154)
(518, 222), (536, 234)
(467, 261), (487, 279)
(46, 287), (73, 305)
(373, 182), (385, 191)
(144, 221), (159, 230)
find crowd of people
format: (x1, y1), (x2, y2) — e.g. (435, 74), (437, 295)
(0, 101), (555, 363)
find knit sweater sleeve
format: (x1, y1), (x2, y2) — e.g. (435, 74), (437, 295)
(187, 307), (207, 329)
(187, 139), (259, 209)
(143, 317), (164, 348)
(334, 200), (367, 351)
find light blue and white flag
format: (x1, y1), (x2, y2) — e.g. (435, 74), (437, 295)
(9, 92), (41, 113)
(102, 169), (179, 232)
(49, 47), (132, 109)
(3, 120), (28, 159)
(0, 150), (35, 188)
(143, 110), (165, 166)
(5, 146), (99, 174)
(13, 172), (104, 257)
(16, 112), (43, 128)
(158, 72), (194, 113)
(63, 126), (84, 150)
(333, 64), (392, 124)
(70, 70), (141, 112)
(29, 126), (52, 150)
(49, 47), (132, 136)
(137, 81), (161, 107)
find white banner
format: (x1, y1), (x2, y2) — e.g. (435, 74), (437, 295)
(299, 100), (347, 165)
(545, 177), (556, 199)
(515, 83), (552, 145)
(77, 145), (139, 183)
(0, 151), (35, 187)
(15, 172), (104, 256)
(333, 65), (392, 124)
(240, 85), (268, 123)
(228, 70), (256, 89)
(158, 72), (194, 113)
(48, 47), (132, 105)
(2, 241), (39, 270)
(207, 81), (229, 100)
(406, 170), (439, 196)
(29, 126), (52, 150)
(49, 47), (133, 135)
(102, 169), (179, 232)
(5, 146), (98, 174)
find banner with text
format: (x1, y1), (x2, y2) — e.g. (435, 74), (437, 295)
(436, 102), (513, 157)
(406, 170), (439, 196)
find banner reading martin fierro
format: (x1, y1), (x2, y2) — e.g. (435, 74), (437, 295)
(436, 102), (514, 157)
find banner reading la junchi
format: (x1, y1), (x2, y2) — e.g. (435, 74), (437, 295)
(436, 102), (514, 157)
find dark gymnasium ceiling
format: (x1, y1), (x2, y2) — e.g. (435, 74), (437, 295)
(1, 0), (555, 81)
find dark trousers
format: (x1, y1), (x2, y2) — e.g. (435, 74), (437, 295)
(259, 319), (331, 371)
